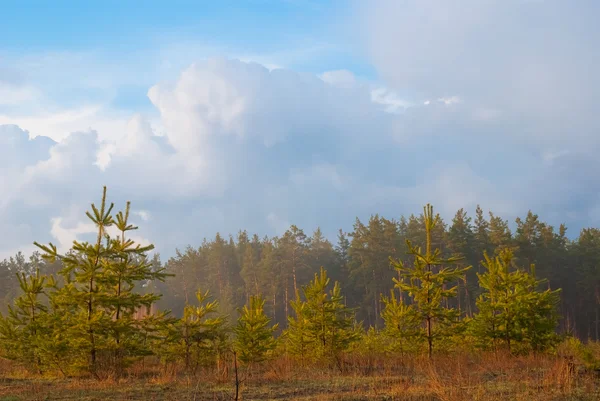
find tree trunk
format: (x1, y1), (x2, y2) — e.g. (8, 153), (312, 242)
(285, 279), (289, 325)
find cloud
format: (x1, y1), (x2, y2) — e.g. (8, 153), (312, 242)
(437, 96), (461, 106)
(1, 49), (600, 260)
(371, 88), (411, 113)
(320, 70), (357, 89)
(0, 59), (398, 256)
(0, 82), (40, 106)
(356, 0), (600, 227)
(0, 106), (132, 143)
(134, 210), (151, 222)
(360, 0), (600, 148)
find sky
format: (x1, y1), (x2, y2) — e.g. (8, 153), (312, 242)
(1, 0), (599, 260)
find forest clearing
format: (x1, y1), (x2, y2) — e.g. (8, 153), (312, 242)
(0, 188), (599, 400)
(1, 351), (599, 400)
(3, 2), (600, 399)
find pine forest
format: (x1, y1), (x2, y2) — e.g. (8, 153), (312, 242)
(0, 187), (598, 400)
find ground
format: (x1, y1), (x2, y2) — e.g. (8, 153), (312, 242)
(1, 371), (598, 400)
(1, 353), (599, 400)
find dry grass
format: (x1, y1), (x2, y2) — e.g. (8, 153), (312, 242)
(0, 351), (598, 401)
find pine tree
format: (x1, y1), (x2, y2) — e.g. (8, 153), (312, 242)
(34, 187), (115, 375)
(158, 289), (227, 373)
(347, 216), (400, 327)
(0, 269), (48, 373)
(255, 238), (279, 324)
(474, 205), (491, 261)
(380, 290), (420, 353)
(233, 295), (278, 365)
(33, 186), (169, 376)
(351, 326), (386, 366)
(573, 228), (600, 340)
(101, 202), (169, 372)
(520, 266), (561, 352)
(391, 204), (471, 358)
(447, 209), (476, 315)
(277, 226), (310, 325)
(471, 249), (560, 353)
(286, 268), (359, 365)
(240, 243), (259, 299)
(335, 229), (350, 271)
(488, 212), (513, 252)
(308, 228), (338, 282)
(39, 276), (79, 377)
(285, 295), (312, 362)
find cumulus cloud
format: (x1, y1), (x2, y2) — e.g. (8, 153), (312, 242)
(0, 59), (397, 256)
(360, 0), (600, 147)
(1, 47), (599, 260)
(357, 0), (600, 227)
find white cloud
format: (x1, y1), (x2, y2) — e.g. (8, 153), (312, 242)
(134, 210), (151, 222)
(49, 217), (96, 253)
(48, 216), (153, 254)
(320, 70), (357, 89)
(0, 82), (40, 106)
(0, 106), (133, 143)
(1, 49), (600, 260)
(371, 87), (411, 113)
(437, 96), (461, 106)
(359, 0), (600, 148)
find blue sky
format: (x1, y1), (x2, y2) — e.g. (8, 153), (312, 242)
(2, 1), (338, 49)
(1, 0), (599, 259)
(1, 0), (368, 72)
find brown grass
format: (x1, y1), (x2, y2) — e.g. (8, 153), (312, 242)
(0, 351), (598, 401)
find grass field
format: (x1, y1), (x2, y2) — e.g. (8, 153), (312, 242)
(1, 351), (599, 401)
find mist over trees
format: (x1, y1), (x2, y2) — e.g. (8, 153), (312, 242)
(0, 187), (598, 378)
(0, 201), (598, 343)
(143, 207), (595, 341)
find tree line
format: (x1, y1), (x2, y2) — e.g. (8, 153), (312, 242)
(0, 187), (588, 377)
(1, 192), (599, 342)
(160, 207), (596, 341)
(125, 204), (596, 340)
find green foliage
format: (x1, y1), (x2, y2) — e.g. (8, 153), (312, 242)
(348, 326), (387, 371)
(558, 337), (600, 371)
(157, 289), (227, 372)
(286, 267), (359, 363)
(285, 295), (312, 359)
(471, 249), (560, 353)
(29, 186), (169, 376)
(347, 216), (402, 327)
(234, 295), (278, 365)
(380, 290), (421, 353)
(2, 192), (599, 378)
(0, 270), (48, 372)
(391, 204), (471, 358)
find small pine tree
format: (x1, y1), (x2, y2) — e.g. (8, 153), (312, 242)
(471, 249), (560, 353)
(285, 296), (313, 362)
(158, 289), (226, 373)
(349, 326), (386, 372)
(38, 275), (79, 376)
(101, 202), (168, 372)
(34, 187), (115, 375)
(286, 267), (359, 366)
(0, 270), (48, 373)
(391, 204), (471, 358)
(380, 290), (421, 354)
(233, 295), (278, 365)
(34, 186), (169, 376)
